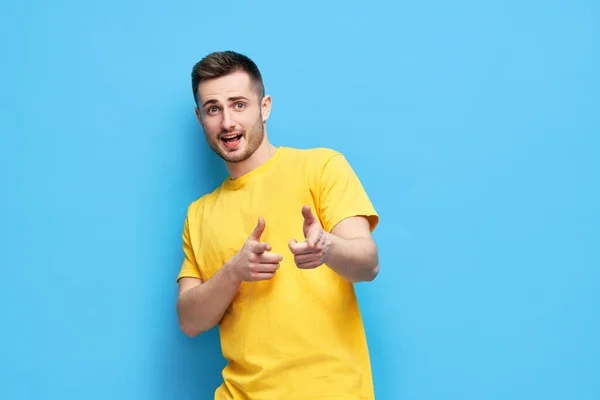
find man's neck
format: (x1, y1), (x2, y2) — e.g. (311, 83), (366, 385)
(227, 141), (277, 180)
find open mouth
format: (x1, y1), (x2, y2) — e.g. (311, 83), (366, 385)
(221, 134), (243, 148)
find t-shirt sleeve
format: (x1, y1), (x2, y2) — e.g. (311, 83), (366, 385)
(318, 153), (379, 233)
(176, 210), (203, 282)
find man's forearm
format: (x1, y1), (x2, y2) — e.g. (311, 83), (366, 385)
(324, 233), (379, 282)
(176, 262), (241, 337)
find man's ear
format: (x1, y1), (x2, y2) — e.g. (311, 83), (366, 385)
(194, 107), (204, 127)
(261, 95), (272, 122)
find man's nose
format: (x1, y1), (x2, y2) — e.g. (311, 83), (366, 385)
(221, 109), (236, 131)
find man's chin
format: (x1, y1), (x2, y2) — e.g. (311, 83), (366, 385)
(219, 148), (250, 163)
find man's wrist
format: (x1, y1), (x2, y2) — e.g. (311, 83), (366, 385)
(223, 256), (243, 285)
(322, 231), (335, 265)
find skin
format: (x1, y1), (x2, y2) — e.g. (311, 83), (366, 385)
(194, 70), (276, 180)
(177, 70), (379, 337)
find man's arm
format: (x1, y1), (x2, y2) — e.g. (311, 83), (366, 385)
(177, 217), (282, 337)
(176, 263), (241, 337)
(325, 216), (379, 282)
(299, 151), (379, 282)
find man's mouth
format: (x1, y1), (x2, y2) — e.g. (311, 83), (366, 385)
(220, 133), (243, 148)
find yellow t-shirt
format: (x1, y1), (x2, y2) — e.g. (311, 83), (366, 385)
(177, 146), (379, 400)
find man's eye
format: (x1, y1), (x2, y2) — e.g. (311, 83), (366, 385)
(235, 103), (246, 109)
(208, 107), (218, 113)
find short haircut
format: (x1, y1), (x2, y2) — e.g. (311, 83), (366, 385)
(191, 51), (265, 105)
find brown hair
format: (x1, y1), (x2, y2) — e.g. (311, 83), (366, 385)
(191, 51), (265, 105)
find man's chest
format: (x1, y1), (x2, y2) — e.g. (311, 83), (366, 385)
(193, 182), (319, 279)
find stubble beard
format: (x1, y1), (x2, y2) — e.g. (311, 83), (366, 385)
(207, 112), (265, 164)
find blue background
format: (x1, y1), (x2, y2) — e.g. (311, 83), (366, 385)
(1, 0), (599, 399)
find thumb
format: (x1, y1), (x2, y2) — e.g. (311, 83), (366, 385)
(301, 205), (316, 223)
(249, 217), (266, 240)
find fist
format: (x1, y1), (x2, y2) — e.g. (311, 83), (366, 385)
(288, 205), (331, 269)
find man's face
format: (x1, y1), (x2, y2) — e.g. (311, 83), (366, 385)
(195, 71), (270, 163)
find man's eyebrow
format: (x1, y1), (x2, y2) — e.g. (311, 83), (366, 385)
(202, 96), (249, 108)
(202, 99), (218, 108)
(228, 96), (249, 102)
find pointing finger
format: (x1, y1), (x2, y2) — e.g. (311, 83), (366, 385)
(288, 238), (307, 254)
(288, 238), (299, 252)
(252, 241), (271, 254)
(258, 252), (283, 263)
(289, 239), (318, 255)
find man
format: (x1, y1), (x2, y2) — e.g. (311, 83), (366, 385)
(176, 50), (380, 400)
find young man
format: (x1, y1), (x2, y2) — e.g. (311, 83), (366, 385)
(176, 51), (380, 400)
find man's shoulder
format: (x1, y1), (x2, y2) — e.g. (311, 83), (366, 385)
(281, 146), (344, 164)
(184, 186), (221, 221)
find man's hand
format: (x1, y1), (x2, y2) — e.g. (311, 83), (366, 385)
(228, 217), (283, 282)
(288, 205), (332, 269)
